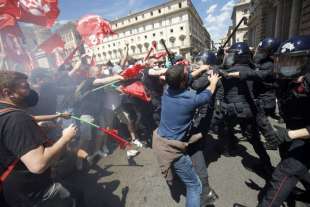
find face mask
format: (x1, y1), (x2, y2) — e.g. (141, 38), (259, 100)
(278, 66), (302, 79)
(103, 69), (110, 76)
(253, 52), (267, 64)
(22, 89), (39, 108)
(222, 53), (234, 68)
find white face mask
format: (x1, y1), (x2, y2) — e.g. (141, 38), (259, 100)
(103, 69), (110, 76)
(279, 66), (302, 78)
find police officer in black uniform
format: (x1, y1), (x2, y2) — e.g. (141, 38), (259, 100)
(188, 50), (220, 206)
(218, 43), (273, 175)
(191, 50), (224, 135)
(227, 36), (310, 206)
(252, 38), (282, 150)
(253, 38), (280, 117)
(260, 36), (310, 207)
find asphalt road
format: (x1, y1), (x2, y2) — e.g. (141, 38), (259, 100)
(67, 120), (309, 207)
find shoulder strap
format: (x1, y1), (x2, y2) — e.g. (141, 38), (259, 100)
(0, 108), (20, 191)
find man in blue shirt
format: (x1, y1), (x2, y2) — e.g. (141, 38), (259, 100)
(157, 64), (220, 207)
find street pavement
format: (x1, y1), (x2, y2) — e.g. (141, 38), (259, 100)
(69, 120), (309, 207)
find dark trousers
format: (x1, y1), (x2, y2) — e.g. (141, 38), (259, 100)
(36, 182), (83, 207)
(259, 140), (310, 207)
(218, 103), (273, 169)
(188, 139), (211, 206)
(255, 102), (278, 146)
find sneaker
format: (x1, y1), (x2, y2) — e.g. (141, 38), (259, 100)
(126, 149), (139, 157)
(202, 188), (219, 206)
(132, 139), (143, 148)
(102, 145), (110, 154)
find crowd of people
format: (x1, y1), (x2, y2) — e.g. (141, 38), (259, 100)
(0, 35), (310, 207)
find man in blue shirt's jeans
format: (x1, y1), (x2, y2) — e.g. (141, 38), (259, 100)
(157, 64), (220, 207)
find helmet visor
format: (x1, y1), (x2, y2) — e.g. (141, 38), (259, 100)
(274, 56), (308, 79)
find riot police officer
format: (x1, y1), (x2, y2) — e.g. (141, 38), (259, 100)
(252, 38), (282, 150)
(253, 37), (281, 117)
(258, 36), (310, 207)
(188, 50), (220, 206)
(227, 36), (310, 206)
(218, 42), (273, 175)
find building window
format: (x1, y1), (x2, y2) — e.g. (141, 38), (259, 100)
(153, 33), (156, 37)
(180, 26), (184, 30)
(160, 31), (163, 35)
(243, 9), (248, 14)
(145, 35), (147, 39)
(135, 16), (138, 20)
(142, 14), (144, 18)
(168, 5), (171, 10)
(115, 23), (118, 27)
(170, 29), (173, 33)
(179, 3), (182, 8)
(113, 43), (115, 46)
(158, 9), (161, 13)
(108, 44), (110, 48)
(150, 11), (153, 16)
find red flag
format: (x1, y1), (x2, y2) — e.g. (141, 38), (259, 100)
(77, 14), (115, 47)
(0, 0), (20, 19)
(120, 81), (151, 102)
(121, 64), (144, 79)
(1, 24), (33, 71)
(144, 40), (157, 61)
(152, 51), (167, 59)
(0, 0), (20, 29)
(99, 128), (130, 149)
(0, 14), (16, 30)
(38, 33), (64, 54)
(19, 0), (59, 28)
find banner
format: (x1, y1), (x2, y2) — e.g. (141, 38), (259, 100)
(19, 0), (59, 28)
(77, 14), (115, 47)
(1, 24), (33, 72)
(38, 33), (64, 54)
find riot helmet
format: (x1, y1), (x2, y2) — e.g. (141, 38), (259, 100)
(254, 37), (281, 64)
(194, 50), (217, 66)
(222, 42), (251, 68)
(274, 36), (310, 79)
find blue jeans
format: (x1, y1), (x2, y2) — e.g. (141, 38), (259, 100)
(173, 155), (202, 207)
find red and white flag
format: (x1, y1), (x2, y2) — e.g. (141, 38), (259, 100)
(1, 24), (33, 72)
(18, 0), (60, 28)
(0, 0), (20, 18)
(38, 33), (64, 54)
(0, 0), (20, 29)
(77, 14), (116, 47)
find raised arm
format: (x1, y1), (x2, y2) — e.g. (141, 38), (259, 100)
(93, 74), (124, 86)
(21, 124), (77, 174)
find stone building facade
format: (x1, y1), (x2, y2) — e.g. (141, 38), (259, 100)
(231, 0), (251, 44)
(85, 0), (211, 64)
(248, 0), (310, 47)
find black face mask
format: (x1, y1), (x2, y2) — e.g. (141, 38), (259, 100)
(253, 52), (267, 64)
(23, 89), (39, 108)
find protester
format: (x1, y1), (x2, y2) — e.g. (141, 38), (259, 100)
(0, 71), (80, 207)
(153, 64), (220, 207)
